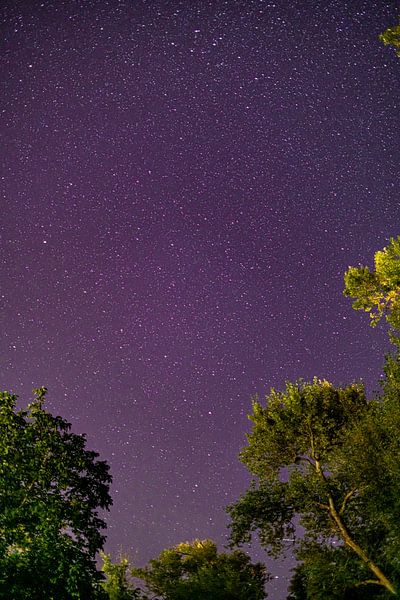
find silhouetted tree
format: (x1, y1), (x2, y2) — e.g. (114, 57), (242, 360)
(0, 387), (112, 599)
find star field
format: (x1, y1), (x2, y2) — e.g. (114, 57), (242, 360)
(1, 1), (400, 597)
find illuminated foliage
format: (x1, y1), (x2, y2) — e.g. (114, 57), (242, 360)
(131, 538), (268, 599)
(101, 553), (144, 600)
(227, 379), (400, 596)
(344, 236), (400, 344)
(379, 24), (400, 56)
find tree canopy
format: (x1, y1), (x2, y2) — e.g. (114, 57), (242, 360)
(344, 235), (400, 343)
(101, 553), (144, 600)
(131, 539), (268, 600)
(227, 376), (400, 597)
(0, 387), (112, 599)
(379, 24), (400, 56)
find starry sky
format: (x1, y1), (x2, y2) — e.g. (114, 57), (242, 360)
(1, 0), (400, 597)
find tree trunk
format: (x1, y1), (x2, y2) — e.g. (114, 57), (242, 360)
(328, 496), (396, 594)
(314, 460), (396, 595)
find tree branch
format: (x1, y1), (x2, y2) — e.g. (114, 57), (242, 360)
(340, 489), (357, 515)
(309, 427), (316, 461)
(355, 579), (385, 588)
(312, 459), (396, 594)
(18, 481), (37, 508)
(315, 502), (330, 510)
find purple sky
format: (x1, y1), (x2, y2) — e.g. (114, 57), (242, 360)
(2, 1), (400, 597)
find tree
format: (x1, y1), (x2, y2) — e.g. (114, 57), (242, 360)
(343, 235), (400, 344)
(227, 378), (399, 596)
(286, 545), (386, 600)
(131, 538), (268, 599)
(0, 387), (112, 599)
(379, 24), (400, 56)
(101, 553), (145, 600)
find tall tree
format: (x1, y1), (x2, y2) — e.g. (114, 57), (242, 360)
(131, 538), (268, 600)
(227, 379), (399, 596)
(0, 388), (112, 599)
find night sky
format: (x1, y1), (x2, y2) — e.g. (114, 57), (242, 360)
(1, 1), (400, 597)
